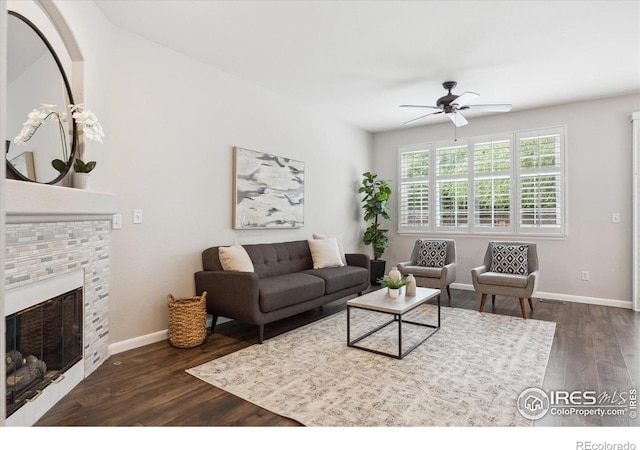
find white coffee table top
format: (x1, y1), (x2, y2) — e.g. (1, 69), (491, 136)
(347, 286), (440, 315)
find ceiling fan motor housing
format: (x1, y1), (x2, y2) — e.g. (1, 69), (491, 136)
(437, 81), (459, 109)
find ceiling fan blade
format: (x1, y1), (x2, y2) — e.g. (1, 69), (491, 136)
(452, 91), (479, 108)
(462, 104), (512, 112)
(403, 111), (442, 126)
(447, 112), (468, 127)
(399, 104), (441, 109)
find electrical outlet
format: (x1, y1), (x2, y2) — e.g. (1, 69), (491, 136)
(133, 209), (143, 224)
(612, 213), (620, 223)
(581, 271), (589, 281)
(112, 213), (122, 230)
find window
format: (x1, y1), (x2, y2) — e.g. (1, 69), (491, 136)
(399, 145), (430, 227)
(518, 129), (564, 232)
(398, 126), (566, 236)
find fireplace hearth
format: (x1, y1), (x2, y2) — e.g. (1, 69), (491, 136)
(5, 287), (83, 418)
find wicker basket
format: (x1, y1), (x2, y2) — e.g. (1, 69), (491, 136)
(167, 292), (207, 348)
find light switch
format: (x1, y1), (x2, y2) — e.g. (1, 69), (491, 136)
(612, 213), (620, 223)
(112, 213), (122, 229)
(133, 209), (143, 224)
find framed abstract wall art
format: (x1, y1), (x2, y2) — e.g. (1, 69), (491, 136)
(233, 147), (304, 229)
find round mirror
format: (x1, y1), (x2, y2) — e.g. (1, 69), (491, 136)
(6, 11), (77, 184)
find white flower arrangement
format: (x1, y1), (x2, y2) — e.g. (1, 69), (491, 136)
(13, 103), (105, 174)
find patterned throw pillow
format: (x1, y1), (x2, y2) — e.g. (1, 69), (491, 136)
(489, 243), (529, 275)
(416, 240), (448, 267)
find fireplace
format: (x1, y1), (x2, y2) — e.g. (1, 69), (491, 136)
(5, 287), (83, 418)
(4, 270), (86, 425)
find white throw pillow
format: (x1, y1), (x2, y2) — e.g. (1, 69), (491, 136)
(219, 244), (254, 272)
(312, 233), (347, 265)
(308, 238), (345, 269)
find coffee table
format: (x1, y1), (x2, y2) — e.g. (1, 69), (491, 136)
(346, 286), (441, 359)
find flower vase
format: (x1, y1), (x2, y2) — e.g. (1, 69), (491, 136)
(72, 172), (90, 190)
(389, 266), (401, 282)
(388, 288), (399, 298)
(406, 274), (416, 296)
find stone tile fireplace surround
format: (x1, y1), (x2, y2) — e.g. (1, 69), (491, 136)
(4, 180), (117, 425)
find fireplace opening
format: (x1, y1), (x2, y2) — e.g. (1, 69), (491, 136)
(5, 287), (83, 418)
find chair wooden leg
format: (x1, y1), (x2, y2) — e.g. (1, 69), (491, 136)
(479, 293), (487, 312)
(491, 294), (496, 307)
(446, 285), (452, 301)
(257, 325), (264, 344)
(519, 298), (527, 319)
(528, 298), (533, 310)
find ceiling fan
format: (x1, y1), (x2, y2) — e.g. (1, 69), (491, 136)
(400, 81), (512, 127)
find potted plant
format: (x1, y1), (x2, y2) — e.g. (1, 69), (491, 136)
(377, 276), (406, 298)
(359, 171), (392, 285)
(15, 103), (105, 189)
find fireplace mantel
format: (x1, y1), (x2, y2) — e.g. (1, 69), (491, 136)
(5, 179), (117, 222)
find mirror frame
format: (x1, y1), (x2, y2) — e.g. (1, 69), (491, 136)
(6, 10), (78, 185)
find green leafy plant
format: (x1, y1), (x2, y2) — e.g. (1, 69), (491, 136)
(377, 276), (406, 289)
(73, 158), (97, 173)
(359, 171), (392, 260)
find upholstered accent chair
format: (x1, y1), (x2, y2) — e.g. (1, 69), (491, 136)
(397, 239), (456, 300)
(471, 241), (539, 319)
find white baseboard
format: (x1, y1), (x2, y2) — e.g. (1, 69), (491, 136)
(450, 283), (633, 309)
(109, 329), (169, 355)
(108, 315), (219, 356)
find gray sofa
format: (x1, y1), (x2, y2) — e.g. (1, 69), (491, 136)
(194, 240), (370, 343)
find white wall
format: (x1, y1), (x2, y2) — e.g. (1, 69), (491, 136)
(107, 28), (372, 343)
(373, 94), (640, 307)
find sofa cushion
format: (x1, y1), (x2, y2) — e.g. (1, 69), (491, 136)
(489, 243), (528, 275)
(477, 272), (529, 288)
(416, 240), (447, 267)
(244, 241), (314, 278)
(313, 233), (347, 265)
(258, 273), (325, 313)
(302, 266), (368, 294)
(399, 265), (442, 279)
(308, 238), (344, 269)
(218, 244), (254, 272)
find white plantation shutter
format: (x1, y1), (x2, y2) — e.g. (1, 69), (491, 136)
(397, 126), (565, 236)
(436, 144), (469, 228)
(399, 146), (430, 228)
(517, 129), (564, 231)
(473, 138), (512, 229)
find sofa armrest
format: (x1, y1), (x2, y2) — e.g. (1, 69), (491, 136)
(470, 264), (488, 290)
(194, 270), (262, 324)
(527, 269), (540, 295)
(397, 261), (414, 272)
(345, 253), (370, 271)
(442, 262), (456, 285)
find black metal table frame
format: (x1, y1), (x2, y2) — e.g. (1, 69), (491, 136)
(347, 296), (440, 360)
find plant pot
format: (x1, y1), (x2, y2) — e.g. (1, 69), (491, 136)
(72, 172), (90, 190)
(370, 260), (386, 286)
(388, 288), (399, 298)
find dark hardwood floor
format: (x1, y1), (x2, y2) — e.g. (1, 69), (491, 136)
(34, 288), (639, 427)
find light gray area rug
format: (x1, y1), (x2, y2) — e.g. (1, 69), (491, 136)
(187, 305), (556, 426)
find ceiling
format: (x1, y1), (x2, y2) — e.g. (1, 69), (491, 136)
(94, 0), (640, 133)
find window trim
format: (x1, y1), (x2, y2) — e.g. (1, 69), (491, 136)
(397, 125), (567, 237)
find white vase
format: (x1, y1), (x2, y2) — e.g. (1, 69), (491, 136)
(72, 172), (91, 190)
(389, 266), (401, 282)
(406, 274), (416, 296)
(388, 287), (399, 298)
